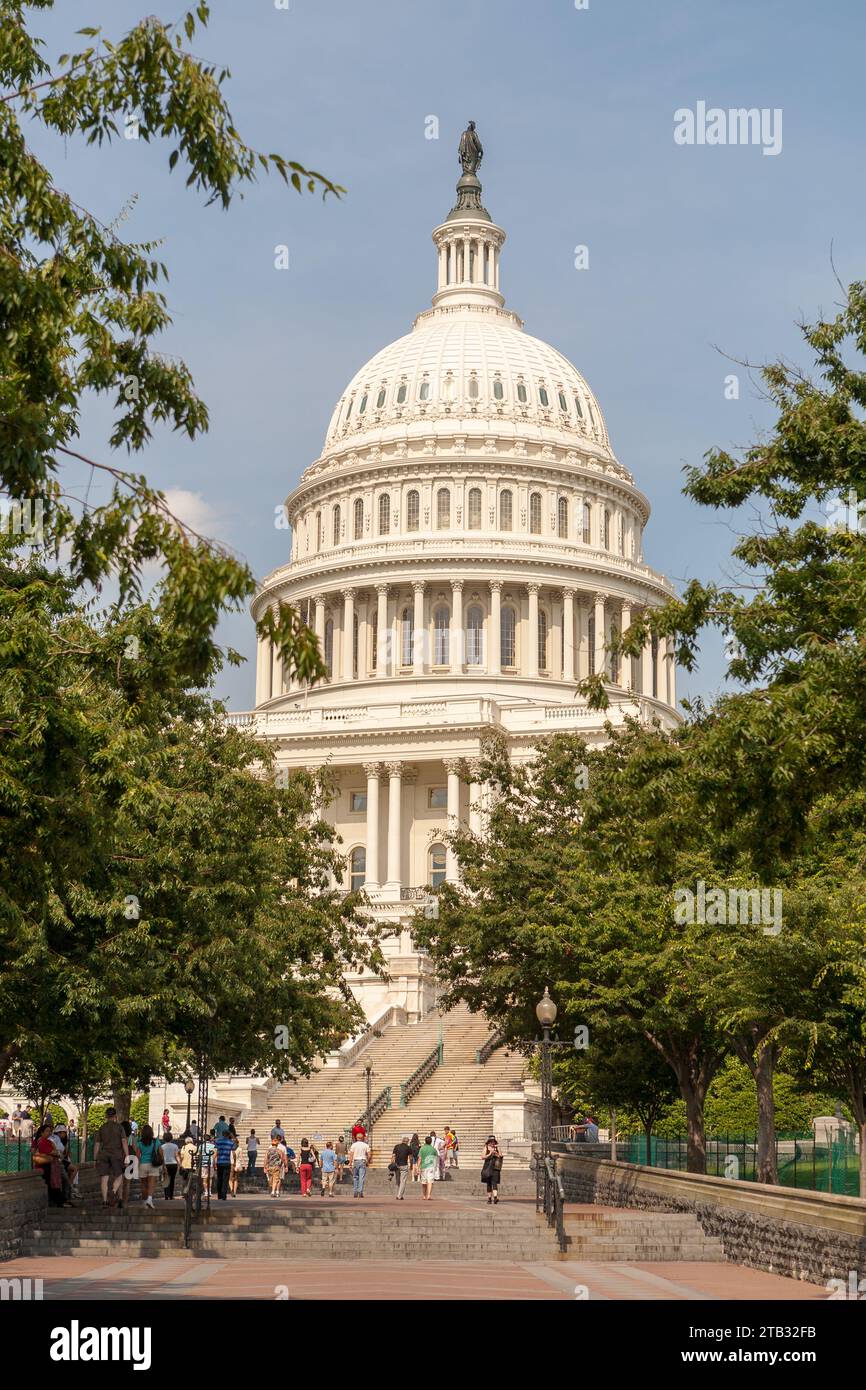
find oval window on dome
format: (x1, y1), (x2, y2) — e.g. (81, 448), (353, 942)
(468, 376), (479, 399)
(517, 382), (528, 404)
(493, 379), (504, 400)
(345, 397), (353, 420)
(538, 387), (549, 407)
(396, 382), (407, 405)
(573, 394), (584, 419)
(419, 380), (430, 401)
(359, 394), (368, 415)
(558, 391), (568, 411)
(443, 375), (456, 402)
(376, 387), (386, 409)
(587, 399), (597, 427)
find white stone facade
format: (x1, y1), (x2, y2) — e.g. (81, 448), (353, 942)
(228, 167), (680, 1023)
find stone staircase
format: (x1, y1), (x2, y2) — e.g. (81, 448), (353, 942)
(239, 1005), (525, 1167)
(562, 1207), (724, 1261)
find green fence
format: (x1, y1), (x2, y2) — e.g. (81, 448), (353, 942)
(623, 1131), (860, 1196)
(0, 1135), (94, 1173)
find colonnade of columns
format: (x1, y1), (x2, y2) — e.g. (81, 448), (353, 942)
(256, 580), (676, 707)
(357, 759), (484, 892)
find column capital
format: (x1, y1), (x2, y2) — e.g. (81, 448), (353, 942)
(527, 582), (540, 595)
(343, 587), (357, 600)
(488, 579), (503, 593)
(451, 578), (465, 592)
(313, 592), (326, 605)
(362, 761), (382, 780)
(384, 760), (417, 782)
(593, 591), (607, 605)
(376, 582), (389, 596)
(561, 586), (576, 600)
(412, 579), (426, 594)
(443, 757), (463, 776)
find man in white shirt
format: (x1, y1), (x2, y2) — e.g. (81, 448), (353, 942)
(432, 1130), (446, 1180)
(348, 1136), (371, 1198)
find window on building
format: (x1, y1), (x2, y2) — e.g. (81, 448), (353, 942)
(466, 604), (484, 665)
(396, 382), (407, 404)
(603, 508), (611, 550)
(428, 787), (447, 809)
(529, 492), (542, 535)
(434, 605), (450, 665)
(436, 488), (450, 530)
(587, 399), (597, 430)
(467, 487), (482, 530)
(582, 501), (592, 544)
(350, 791), (367, 813)
(349, 846), (366, 891)
(376, 387), (386, 409)
(315, 511), (322, 550)
(429, 843), (446, 888)
(353, 497), (364, 540)
(443, 375), (456, 401)
(558, 496), (568, 539)
(516, 382), (528, 404)
(406, 489), (420, 532)
(558, 390), (568, 411)
(332, 504), (341, 546)
(499, 489), (513, 530)
(538, 609), (549, 670)
(324, 618), (333, 673)
(401, 607), (413, 667)
(574, 393), (584, 419)
(378, 493), (390, 535)
(345, 397), (353, 420)
(501, 606), (516, 667)
(493, 378), (504, 400)
(419, 380), (430, 401)
(359, 393), (367, 415)
(468, 375), (479, 399)
(538, 386), (549, 407)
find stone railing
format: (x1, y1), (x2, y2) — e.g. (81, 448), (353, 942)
(556, 1153), (866, 1287)
(0, 1165), (100, 1261)
(328, 1006), (407, 1069)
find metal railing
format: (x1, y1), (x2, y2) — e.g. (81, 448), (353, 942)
(475, 1030), (504, 1066)
(620, 1131), (861, 1196)
(348, 1086), (392, 1137)
(537, 1155), (569, 1253)
(399, 1045), (443, 1107)
(0, 1134), (94, 1172)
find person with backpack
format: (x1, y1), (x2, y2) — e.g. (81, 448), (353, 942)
(214, 1128), (235, 1200)
(265, 1135), (287, 1198)
(297, 1137), (319, 1195)
(481, 1135), (503, 1205)
(134, 1123), (164, 1210)
(419, 1134), (439, 1201)
(408, 1132), (421, 1182)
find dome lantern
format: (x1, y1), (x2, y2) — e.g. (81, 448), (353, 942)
(431, 121), (506, 312)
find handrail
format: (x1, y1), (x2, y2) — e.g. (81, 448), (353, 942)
(399, 1044), (443, 1107)
(544, 1156), (569, 1253)
(349, 1085), (392, 1137)
(475, 1030), (504, 1065)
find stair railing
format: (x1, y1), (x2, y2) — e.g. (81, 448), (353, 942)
(475, 1029), (504, 1065)
(399, 1043), (443, 1108)
(348, 1085), (392, 1138)
(543, 1155), (569, 1253)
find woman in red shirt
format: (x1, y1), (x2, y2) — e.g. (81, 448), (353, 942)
(32, 1123), (66, 1207)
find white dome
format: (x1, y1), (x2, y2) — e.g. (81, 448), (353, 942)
(324, 309), (612, 456)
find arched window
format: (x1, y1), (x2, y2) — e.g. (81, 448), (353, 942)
(573, 393), (584, 419)
(359, 393), (368, 415)
(345, 397), (353, 420)
(378, 493), (390, 536)
(493, 378), (504, 400)
(315, 511), (322, 550)
(516, 382), (528, 404)
(353, 497), (364, 540)
(582, 501), (592, 544)
(429, 844), (447, 889)
(467, 487), (482, 530)
(434, 606), (450, 665)
(352, 612), (359, 678)
(466, 604), (484, 665)
(324, 619), (334, 674)
(349, 846), (366, 891)
(467, 375), (479, 399)
(443, 374), (456, 402)
(557, 496), (568, 539)
(538, 609), (549, 670)
(538, 386), (549, 407)
(332, 504), (341, 546)
(499, 489), (513, 531)
(396, 382), (407, 404)
(558, 390), (568, 411)
(406, 489), (420, 532)
(401, 607), (413, 667)
(419, 379), (430, 401)
(587, 399), (597, 429)
(501, 606), (516, 668)
(376, 387), (386, 409)
(529, 492), (542, 535)
(436, 488), (450, 530)
(603, 508), (611, 550)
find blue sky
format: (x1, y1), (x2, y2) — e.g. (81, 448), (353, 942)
(27, 0), (866, 709)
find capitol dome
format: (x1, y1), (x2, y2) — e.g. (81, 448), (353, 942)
(236, 133), (680, 1024)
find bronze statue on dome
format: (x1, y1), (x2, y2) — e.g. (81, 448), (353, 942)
(458, 121), (483, 176)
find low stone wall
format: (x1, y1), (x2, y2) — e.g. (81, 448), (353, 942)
(557, 1154), (866, 1287)
(0, 1165), (100, 1261)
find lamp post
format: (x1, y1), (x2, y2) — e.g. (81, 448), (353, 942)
(535, 986), (558, 1217)
(183, 1078), (195, 1137)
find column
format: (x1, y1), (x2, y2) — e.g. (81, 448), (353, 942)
(384, 762), (403, 892)
(376, 584), (389, 677)
(437, 243), (446, 290)
(561, 588), (575, 682)
(314, 594), (325, 647)
(527, 583), (540, 679)
(255, 634), (270, 704)
(463, 234), (470, 282)
(363, 763), (381, 888)
(342, 588), (355, 681)
(451, 579), (464, 673)
(668, 638), (677, 707)
(412, 581), (425, 674)
(641, 610), (654, 697)
(575, 599), (588, 678)
(489, 581), (502, 676)
(469, 766), (483, 837)
(271, 602), (283, 697)
(593, 592), (606, 679)
(444, 759), (461, 883)
(619, 602), (632, 688)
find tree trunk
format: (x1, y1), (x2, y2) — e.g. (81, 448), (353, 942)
(644, 1121), (653, 1166)
(859, 1120), (866, 1201)
(0, 1042), (20, 1093)
(754, 1044), (778, 1184)
(112, 1084), (132, 1123)
(683, 1088), (707, 1174)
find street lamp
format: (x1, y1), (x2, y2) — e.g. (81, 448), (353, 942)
(536, 987), (557, 1216)
(183, 1078), (195, 1136)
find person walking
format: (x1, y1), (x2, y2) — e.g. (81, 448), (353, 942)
(334, 1135), (348, 1183)
(446, 1127), (459, 1168)
(179, 1134), (197, 1196)
(265, 1136), (287, 1198)
(433, 1129), (446, 1180)
(349, 1132), (371, 1198)
(246, 1129), (259, 1172)
(298, 1138), (318, 1196)
(419, 1134), (438, 1201)
(392, 1135), (411, 1200)
(32, 1122), (67, 1207)
(213, 1115), (230, 1138)
(320, 1141), (338, 1197)
(481, 1135), (503, 1205)
(94, 1106), (129, 1209)
(161, 1108), (170, 1137)
(160, 1132), (180, 1200)
(228, 1139), (240, 1197)
(135, 1124), (164, 1210)
(351, 1119), (367, 1143)
(408, 1132), (421, 1182)
(214, 1129), (235, 1200)
(270, 1119), (286, 1143)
